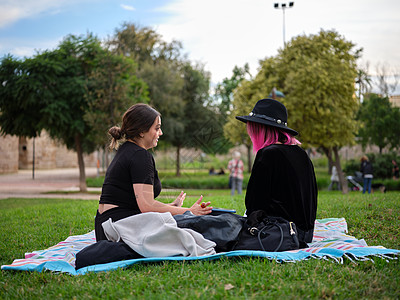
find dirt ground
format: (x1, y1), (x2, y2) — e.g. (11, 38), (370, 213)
(0, 168), (101, 200)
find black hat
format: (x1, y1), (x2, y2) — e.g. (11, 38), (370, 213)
(235, 98), (298, 136)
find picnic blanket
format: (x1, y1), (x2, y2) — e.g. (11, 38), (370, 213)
(2, 218), (399, 275)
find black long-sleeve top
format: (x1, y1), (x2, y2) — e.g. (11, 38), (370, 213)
(245, 144), (318, 232)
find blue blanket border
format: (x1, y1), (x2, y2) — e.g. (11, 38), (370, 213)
(2, 248), (399, 275)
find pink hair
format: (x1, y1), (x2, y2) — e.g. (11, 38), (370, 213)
(247, 121), (301, 153)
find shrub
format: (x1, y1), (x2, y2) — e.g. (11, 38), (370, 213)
(381, 179), (400, 191)
(316, 177), (330, 190)
(86, 176), (104, 188)
(344, 151), (400, 179)
(160, 174), (250, 190)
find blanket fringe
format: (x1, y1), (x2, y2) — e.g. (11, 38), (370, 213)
(319, 255), (343, 264)
(307, 252), (400, 265)
(374, 253), (398, 262)
(343, 253), (357, 264)
(341, 253), (399, 264)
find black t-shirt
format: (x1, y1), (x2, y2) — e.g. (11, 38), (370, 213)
(99, 142), (162, 211)
(245, 144), (318, 232)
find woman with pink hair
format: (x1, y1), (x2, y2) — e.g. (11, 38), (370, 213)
(236, 99), (317, 245)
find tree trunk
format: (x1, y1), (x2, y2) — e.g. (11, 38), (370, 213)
(322, 147), (333, 175)
(75, 133), (87, 192)
(333, 146), (348, 194)
(176, 145), (181, 177)
(104, 145), (109, 171)
(246, 144), (252, 173)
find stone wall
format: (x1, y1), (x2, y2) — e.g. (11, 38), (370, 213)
(0, 135), (19, 173)
(390, 95), (400, 108)
(18, 131), (97, 170)
(0, 130), (97, 174)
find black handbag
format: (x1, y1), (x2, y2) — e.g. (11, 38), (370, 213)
(233, 210), (300, 252)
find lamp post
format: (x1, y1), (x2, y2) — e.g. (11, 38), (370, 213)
(274, 2), (294, 47)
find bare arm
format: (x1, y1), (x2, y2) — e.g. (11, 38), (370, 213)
(133, 183), (212, 216)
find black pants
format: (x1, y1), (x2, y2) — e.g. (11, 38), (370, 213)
(95, 207), (140, 242)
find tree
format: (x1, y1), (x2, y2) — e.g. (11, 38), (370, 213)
(162, 62), (219, 176)
(110, 23), (224, 175)
(388, 107), (400, 150)
(231, 30), (360, 192)
(274, 30), (361, 193)
(214, 63), (251, 117)
(83, 50), (149, 151)
(213, 64), (252, 158)
(0, 55), (56, 138)
(0, 34), (147, 191)
(110, 23), (186, 170)
(109, 23), (183, 68)
(224, 80), (254, 172)
(357, 93), (400, 152)
(375, 63), (399, 97)
(224, 57), (285, 172)
(356, 63), (372, 100)
(274, 30), (360, 193)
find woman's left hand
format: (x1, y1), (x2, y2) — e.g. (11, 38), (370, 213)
(170, 191), (186, 207)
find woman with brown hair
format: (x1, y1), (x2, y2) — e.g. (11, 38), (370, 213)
(95, 103), (212, 241)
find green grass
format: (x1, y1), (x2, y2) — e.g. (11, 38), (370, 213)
(1, 191), (400, 299)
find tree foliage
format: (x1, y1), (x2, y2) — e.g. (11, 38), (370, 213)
(214, 63), (251, 117)
(224, 57), (287, 171)
(274, 30), (361, 193)
(355, 63), (372, 100)
(0, 34), (147, 190)
(110, 23), (226, 175)
(357, 93), (400, 152)
(226, 30), (360, 192)
(274, 30), (360, 149)
(83, 51), (149, 148)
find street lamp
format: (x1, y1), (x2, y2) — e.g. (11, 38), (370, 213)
(274, 2), (294, 47)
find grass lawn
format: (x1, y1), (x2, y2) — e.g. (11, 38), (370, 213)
(1, 190), (399, 299)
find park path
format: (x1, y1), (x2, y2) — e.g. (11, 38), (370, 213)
(0, 168), (101, 200)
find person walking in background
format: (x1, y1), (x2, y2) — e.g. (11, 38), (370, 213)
(360, 155), (373, 194)
(227, 151), (244, 196)
(392, 160), (399, 180)
(328, 165), (340, 191)
(236, 98), (317, 245)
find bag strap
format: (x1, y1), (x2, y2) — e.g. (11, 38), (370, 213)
(257, 223), (284, 252)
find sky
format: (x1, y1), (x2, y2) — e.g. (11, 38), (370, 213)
(1, 0), (400, 93)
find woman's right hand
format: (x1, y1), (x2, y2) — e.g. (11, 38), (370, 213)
(189, 195), (212, 215)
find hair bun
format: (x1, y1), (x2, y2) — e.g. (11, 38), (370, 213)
(108, 126), (123, 140)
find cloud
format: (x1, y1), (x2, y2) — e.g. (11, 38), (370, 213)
(0, 0), (88, 29)
(155, 0), (282, 83)
(120, 4), (135, 11)
(154, 0), (400, 84)
(0, 36), (62, 58)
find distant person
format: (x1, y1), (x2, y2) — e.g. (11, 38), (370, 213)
(217, 168), (225, 175)
(227, 151), (244, 195)
(236, 98), (318, 244)
(209, 167), (216, 175)
(95, 103), (212, 242)
(360, 155), (373, 194)
(392, 160), (399, 180)
(328, 165), (340, 191)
